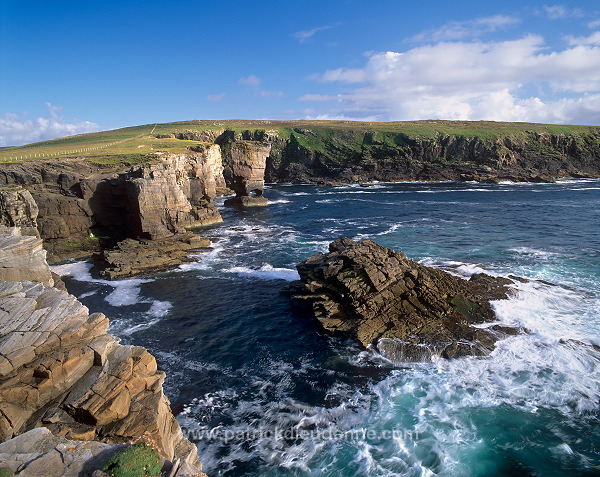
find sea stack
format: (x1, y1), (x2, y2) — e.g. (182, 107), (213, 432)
(224, 141), (270, 206)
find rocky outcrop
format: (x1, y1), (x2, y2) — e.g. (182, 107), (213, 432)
(0, 228), (53, 286)
(93, 232), (211, 279)
(0, 150), (224, 263)
(223, 141), (270, 206)
(0, 427), (204, 477)
(0, 230), (205, 475)
(0, 187), (40, 238)
(283, 238), (521, 361)
(126, 153), (222, 240)
(0, 427), (125, 476)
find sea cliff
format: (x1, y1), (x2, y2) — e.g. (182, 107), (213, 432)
(1, 120), (599, 267)
(0, 227), (206, 476)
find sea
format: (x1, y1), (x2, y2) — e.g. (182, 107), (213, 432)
(51, 180), (600, 477)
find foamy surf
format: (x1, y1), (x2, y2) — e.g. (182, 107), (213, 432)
(50, 261), (172, 332)
(224, 264), (299, 281)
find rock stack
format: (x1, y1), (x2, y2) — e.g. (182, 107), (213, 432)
(224, 141), (270, 206)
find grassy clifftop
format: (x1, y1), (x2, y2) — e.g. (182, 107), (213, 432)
(1, 119), (597, 166)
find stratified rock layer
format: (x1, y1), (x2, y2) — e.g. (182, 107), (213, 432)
(0, 187), (40, 238)
(224, 141), (270, 206)
(94, 232), (211, 279)
(283, 238), (521, 361)
(0, 228), (53, 286)
(0, 231), (204, 474)
(0, 150), (225, 260)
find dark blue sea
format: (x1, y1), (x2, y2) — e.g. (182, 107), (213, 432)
(53, 180), (600, 476)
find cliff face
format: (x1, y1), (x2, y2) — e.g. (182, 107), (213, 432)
(0, 188), (40, 238)
(126, 153), (222, 240)
(262, 127), (600, 183)
(0, 148), (225, 258)
(0, 228), (205, 475)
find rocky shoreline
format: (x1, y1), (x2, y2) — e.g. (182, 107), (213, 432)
(283, 238), (525, 361)
(1, 122), (599, 475)
(0, 227), (206, 476)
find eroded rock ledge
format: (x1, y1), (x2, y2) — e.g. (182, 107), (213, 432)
(283, 238), (522, 361)
(0, 229), (206, 476)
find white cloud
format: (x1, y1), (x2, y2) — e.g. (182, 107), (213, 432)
(239, 75), (262, 87)
(567, 31), (600, 46)
(239, 74), (283, 99)
(589, 19), (600, 29)
(542, 4), (583, 20)
(0, 103), (101, 147)
(258, 90), (284, 98)
(206, 93), (226, 102)
(410, 15), (520, 42)
(301, 36), (600, 124)
(292, 25), (334, 43)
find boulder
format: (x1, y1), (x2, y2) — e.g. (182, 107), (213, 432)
(283, 238), (522, 361)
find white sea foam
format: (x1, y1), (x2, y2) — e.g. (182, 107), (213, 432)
(509, 246), (558, 259)
(353, 223), (402, 241)
(224, 264), (299, 281)
(50, 261), (172, 330)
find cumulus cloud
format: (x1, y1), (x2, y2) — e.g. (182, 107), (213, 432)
(292, 25), (334, 43)
(301, 35), (600, 124)
(0, 103), (101, 147)
(410, 15), (520, 43)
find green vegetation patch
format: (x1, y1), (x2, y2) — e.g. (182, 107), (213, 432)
(100, 442), (162, 477)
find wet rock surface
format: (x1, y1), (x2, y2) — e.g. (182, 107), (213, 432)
(283, 238), (523, 361)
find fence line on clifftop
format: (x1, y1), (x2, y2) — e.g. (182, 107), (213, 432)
(1, 124), (158, 163)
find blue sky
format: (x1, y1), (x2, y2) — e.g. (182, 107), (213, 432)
(1, 0), (600, 145)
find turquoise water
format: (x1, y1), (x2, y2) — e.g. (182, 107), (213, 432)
(54, 180), (600, 476)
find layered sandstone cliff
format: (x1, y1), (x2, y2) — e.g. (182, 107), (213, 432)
(222, 141), (270, 206)
(0, 228), (205, 476)
(0, 148), (225, 261)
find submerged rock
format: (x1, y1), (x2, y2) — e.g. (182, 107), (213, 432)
(283, 238), (522, 361)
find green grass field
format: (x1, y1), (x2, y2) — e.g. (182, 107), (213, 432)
(0, 119), (596, 165)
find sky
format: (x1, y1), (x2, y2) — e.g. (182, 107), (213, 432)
(1, 0), (600, 146)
